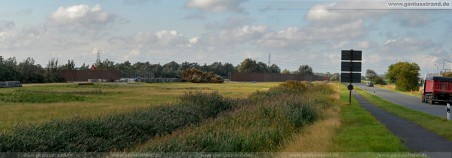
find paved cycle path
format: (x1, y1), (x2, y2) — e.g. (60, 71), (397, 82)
(353, 92), (452, 158)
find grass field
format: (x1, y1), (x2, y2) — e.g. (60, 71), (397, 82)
(0, 82), (279, 132)
(0, 81), (422, 154)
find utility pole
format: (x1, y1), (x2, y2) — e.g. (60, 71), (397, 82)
(434, 64), (439, 74)
(441, 58), (452, 72)
(96, 50), (101, 63)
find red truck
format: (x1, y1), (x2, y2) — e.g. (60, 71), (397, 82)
(421, 74), (452, 104)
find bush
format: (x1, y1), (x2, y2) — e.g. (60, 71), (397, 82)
(183, 68), (224, 83)
(0, 92), (239, 152)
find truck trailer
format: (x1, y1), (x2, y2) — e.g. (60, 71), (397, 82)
(421, 74), (452, 104)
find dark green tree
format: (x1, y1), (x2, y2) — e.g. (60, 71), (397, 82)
(365, 69), (378, 83)
(59, 60), (76, 70)
(237, 58), (258, 73)
(386, 62), (420, 91)
(0, 57), (20, 81)
(269, 64), (281, 73)
(296, 65), (313, 75)
(17, 58), (44, 83)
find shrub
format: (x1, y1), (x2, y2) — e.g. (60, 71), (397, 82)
(183, 68), (224, 83)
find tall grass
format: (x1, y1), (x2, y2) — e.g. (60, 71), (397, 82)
(0, 92), (240, 152)
(136, 81), (335, 152)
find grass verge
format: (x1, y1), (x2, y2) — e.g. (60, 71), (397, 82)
(330, 83), (408, 153)
(376, 84), (421, 97)
(355, 87), (452, 141)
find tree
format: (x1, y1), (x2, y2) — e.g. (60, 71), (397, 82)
(79, 63), (90, 70)
(0, 57), (20, 81)
(365, 69), (378, 83)
(374, 76), (386, 85)
(96, 59), (116, 70)
(256, 62), (268, 73)
(237, 58), (258, 73)
(59, 60), (76, 70)
(385, 62), (420, 91)
(45, 58), (65, 82)
(17, 58), (44, 83)
(281, 69), (291, 74)
(162, 61), (180, 78)
(268, 64), (281, 73)
(330, 73), (340, 81)
(441, 72), (452, 77)
(296, 65), (313, 75)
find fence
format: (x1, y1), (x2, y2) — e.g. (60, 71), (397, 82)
(230, 72), (326, 82)
(0, 81), (22, 88)
(57, 70), (121, 82)
(137, 78), (181, 83)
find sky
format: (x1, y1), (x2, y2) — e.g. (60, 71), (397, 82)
(0, 0), (452, 75)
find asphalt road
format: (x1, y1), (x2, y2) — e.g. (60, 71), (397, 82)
(356, 83), (449, 118)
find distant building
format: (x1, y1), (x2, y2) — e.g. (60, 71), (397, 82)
(230, 72), (325, 82)
(57, 70), (121, 82)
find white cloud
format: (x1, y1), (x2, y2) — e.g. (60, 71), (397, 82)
(198, 25), (267, 48)
(257, 20), (366, 49)
(0, 21), (15, 31)
(185, 0), (247, 12)
(48, 4), (116, 33)
(205, 15), (253, 30)
(123, 0), (154, 5)
(306, 0), (387, 24)
(383, 37), (437, 52)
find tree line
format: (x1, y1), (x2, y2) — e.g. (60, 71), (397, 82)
(0, 56), (320, 83)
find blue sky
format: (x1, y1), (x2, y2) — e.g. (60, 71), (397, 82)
(1, 0), (452, 75)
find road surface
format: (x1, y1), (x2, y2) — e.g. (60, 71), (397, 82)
(356, 83), (448, 118)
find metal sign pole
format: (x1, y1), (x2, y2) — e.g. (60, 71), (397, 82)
(349, 49), (354, 104)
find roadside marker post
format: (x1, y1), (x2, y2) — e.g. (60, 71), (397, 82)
(447, 103), (450, 120)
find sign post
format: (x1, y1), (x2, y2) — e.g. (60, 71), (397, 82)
(341, 49), (362, 104)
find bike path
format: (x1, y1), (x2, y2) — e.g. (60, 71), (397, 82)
(353, 92), (452, 158)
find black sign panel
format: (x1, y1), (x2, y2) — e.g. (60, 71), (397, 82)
(341, 62), (362, 72)
(341, 73), (361, 83)
(341, 50), (362, 60)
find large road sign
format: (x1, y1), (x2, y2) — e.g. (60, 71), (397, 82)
(341, 50), (362, 60)
(341, 73), (361, 83)
(341, 62), (362, 72)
